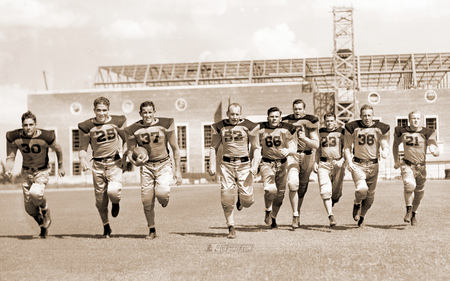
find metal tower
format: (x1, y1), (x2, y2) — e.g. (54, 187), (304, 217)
(332, 6), (357, 125)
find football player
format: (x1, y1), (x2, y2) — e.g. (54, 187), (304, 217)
(259, 107), (296, 229)
(392, 111), (440, 226)
(78, 97), (127, 238)
(314, 112), (345, 227)
(344, 104), (390, 227)
(5, 111), (65, 238)
(124, 101), (182, 240)
(282, 99), (319, 229)
(209, 103), (261, 239)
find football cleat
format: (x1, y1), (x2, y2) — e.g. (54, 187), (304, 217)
(404, 206), (412, 223)
(291, 216), (300, 229)
(353, 204), (361, 221)
(264, 211), (272, 225)
(411, 212), (417, 226)
(236, 196), (243, 211)
(111, 203), (120, 218)
(103, 223), (112, 238)
(329, 215), (337, 227)
(146, 227), (157, 240)
(39, 226), (48, 238)
(358, 216), (365, 228)
(271, 218), (278, 229)
(41, 209), (51, 229)
(162, 202), (168, 208)
(227, 225), (236, 239)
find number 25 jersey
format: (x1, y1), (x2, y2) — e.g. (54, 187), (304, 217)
(78, 115), (126, 158)
(393, 126), (436, 164)
(344, 120), (390, 160)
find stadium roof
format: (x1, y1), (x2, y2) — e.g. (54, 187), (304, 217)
(94, 52), (450, 92)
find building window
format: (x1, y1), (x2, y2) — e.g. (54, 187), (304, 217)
(424, 116), (438, 141)
(73, 162), (81, 176)
(204, 156), (210, 172)
(72, 129), (80, 151)
(204, 125), (212, 148)
(180, 156), (187, 174)
(397, 118), (408, 127)
(177, 126), (187, 149)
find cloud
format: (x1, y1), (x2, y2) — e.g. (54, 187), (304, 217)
(189, 0), (228, 17)
(0, 0), (84, 28)
(251, 23), (320, 59)
(101, 19), (177, 40)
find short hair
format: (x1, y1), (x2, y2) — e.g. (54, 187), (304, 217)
(323, 112), (336, 120)
(360, 104), (374, 114)
(292, 99), (306, 108)
(267, 107), (282, 116)
(408, 111), (422, 119)
(93, 97), (110, 109)
(140, 101), (156, 112)
(227, 103), (242, 114)
(21, 111), (36, 124)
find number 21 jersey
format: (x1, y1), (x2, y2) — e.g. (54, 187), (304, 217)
(393, 126), (436, 164)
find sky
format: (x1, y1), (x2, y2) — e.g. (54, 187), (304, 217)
(0, 0), (449, 162)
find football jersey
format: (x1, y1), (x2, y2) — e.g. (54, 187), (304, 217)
(393, 126), (436, 163)
(344, 120), (390, 160)
(282, 114), (319, 151)
(6, 129), (55, 168)
(318, 127), (345, 159)
(78, 115), (126, 158)
(211, 119), (259, 157)
(125, 117), (175, 161)
(259, 122), (296, 160)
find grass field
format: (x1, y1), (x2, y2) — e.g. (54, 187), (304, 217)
(0, 180), (449, 280)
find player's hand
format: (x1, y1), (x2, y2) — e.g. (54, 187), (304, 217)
(4, 170), (12, 179)
(335, 158), (345, 168)
(208, 165), (216, 176)
(58, 166), (65, 177)
(297, 130), (306, 140)
(279, 148), (289, 158)
(380, 149), (388, 159)
(80, 158), (90, 172)
(313, 162), (318, 173)
(347, 161), (357, 172)
(174, 170), (182, 185)
(394, 162), (401, 169)
(429, 145), (440, 157)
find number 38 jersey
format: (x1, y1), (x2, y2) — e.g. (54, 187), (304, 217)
(6, 129), (55, 168)
(319, 127), (345, 159)
(344, 120), (390, 160)
(78, 115), (126, 158)
(259, 122), (296, 159)
(211, 119), (259, 157)
(125, 118), (175, 161)
(393, 126), (436, 164)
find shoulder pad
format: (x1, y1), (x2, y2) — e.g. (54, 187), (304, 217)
(6, 129), (21, 143)
(78, 119), (95, 134)
(281, 114), (295, 121)
(375, 121), (390, 134)
(279, 122), (297, 134)
(125, 121), (143, 135)
(39, 129), (56, 145)
(394, 126), (407, 137)
(420, 127), (435, 139)
(259, 122), (269, 130)
(111, 115), (127, 127)
(304, 114), (319, 124)
(156, 117), (174, 129)
(345, 120), (359, 134)
(242, 119), (257, 131)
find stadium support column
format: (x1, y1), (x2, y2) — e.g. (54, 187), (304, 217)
(332, 6), (357, 126)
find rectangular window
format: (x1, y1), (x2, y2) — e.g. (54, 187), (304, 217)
(204, 156), (210, 172)
(180, 156), (187, 174)
(424, 116), (438, 141)
(397, 118), (408, 127)
(204, 125), (212, 148)
(72, 129), (80, 151)
(73, 162), (81, 176)
(177, 126), (187, 149)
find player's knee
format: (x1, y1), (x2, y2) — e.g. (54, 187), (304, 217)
(403, 179), (416, 193)
(107, 182), (122, 203)
(221, 189), (235, 212)
(320, 191), (332, 200)
(264, 184), (277, 195)
(155, 185), (170, 205)
(25, 204), (39, 217)
(29, 183), (45, 204)
(239, 193), (254, 208)
(355, 180), (368, 199)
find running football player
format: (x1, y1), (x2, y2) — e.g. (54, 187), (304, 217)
(209, 103), (261, 239)
(5, 111), (65, 238)
(392, 111), (440, 226)
(124, 101), (182, 240)
(344, 104), (390, 227)
(78, 97), (127, 238)
(282, 99), (319, 229)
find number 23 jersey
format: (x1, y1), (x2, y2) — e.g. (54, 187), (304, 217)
(125, 118), (175, 161)
(344, 120), (390, 160)
(78, 115), (126, 158)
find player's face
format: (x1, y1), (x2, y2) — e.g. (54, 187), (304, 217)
(94, 104), (109, 123)
(140, 106), (156, 124)
(227, 106), (241, 125)
(22, 118), (37, 137)
(325, 116), (336, 130)
(360, 109), (374, 127)
(268, 111), (281, 127)
(293, 103), (306, 118)
(409, 113), (422, 129)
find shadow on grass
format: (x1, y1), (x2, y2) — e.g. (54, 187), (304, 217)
(363, 224), (407, 230)
(0, 234), (148, 239)
(171, 232), (228, 238)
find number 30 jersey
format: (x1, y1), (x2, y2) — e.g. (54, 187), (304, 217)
(125, 118), (175, 161)
(393, 126), (436, 164)
(6, 129), (55, 168)
(344, 120), (390, 160)
(78, 115), (126, 158)
(211, 119), (259, 157)
(259, 122), (296, 160)
(318, 127), (345, 159)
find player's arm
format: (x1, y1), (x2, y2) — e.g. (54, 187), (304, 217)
(343, 128), (355, 171)
(249, 125), (261, 175)
(50, 140), (65, 177)
(208, 132), (222, 177)
(166, 130), (182, 185)
(4, 141), (18, 178)
(392, 130), (402, 169)
(427, 131), (440, 157)
(379, 133), (390, 159)
(306, 128), (320, 150)
(78, 132), (91, 172)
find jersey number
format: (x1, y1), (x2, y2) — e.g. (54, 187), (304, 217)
(224, 130), (244, 143)
(265, 136), (281, 147)
(321, 136), (337, 147)
(405, 136), (419, 146)
(358, 134), (375, 146)
(21, 144), (41, 154)
(96, 129), (116, 143)
(141, 132), (160, 144)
